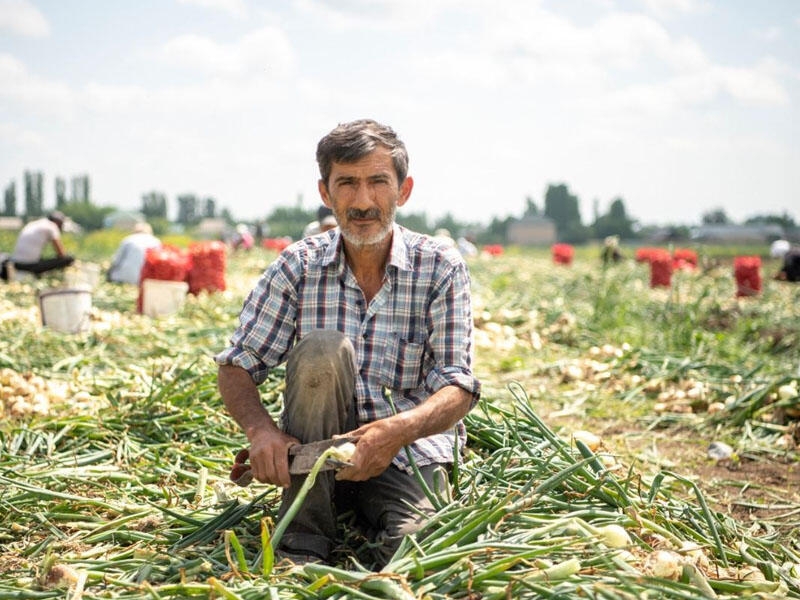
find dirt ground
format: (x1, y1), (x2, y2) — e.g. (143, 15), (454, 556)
(593, 420), (800, 534)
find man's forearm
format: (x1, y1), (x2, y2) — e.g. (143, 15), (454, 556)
(392, 385), (473, 446)
(218, 364), (280, 440)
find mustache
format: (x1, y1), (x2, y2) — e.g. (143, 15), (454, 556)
(346, 208), (381, 220)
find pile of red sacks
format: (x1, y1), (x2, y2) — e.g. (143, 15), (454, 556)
(136, 242), (227, 313)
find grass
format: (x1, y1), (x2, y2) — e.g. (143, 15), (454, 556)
(1, 242), (799, 598)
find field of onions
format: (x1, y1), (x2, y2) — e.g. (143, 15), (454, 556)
(1, 245), (799, 599)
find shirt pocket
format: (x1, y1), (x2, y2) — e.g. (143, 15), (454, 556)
(379, 333), (425, 391)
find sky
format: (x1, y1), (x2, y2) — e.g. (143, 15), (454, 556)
(1, 0), (798, 229)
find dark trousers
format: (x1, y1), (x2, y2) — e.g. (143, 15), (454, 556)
(278, 329), (443, 565)
(13, 256), (75, 276)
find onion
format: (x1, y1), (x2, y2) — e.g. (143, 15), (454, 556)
(571, 430), (601, 451)
(596, 524), (631, 548)
(645, 549), (683, 580)
(778, 383), (797, 401)
(329, 442), (357, 462)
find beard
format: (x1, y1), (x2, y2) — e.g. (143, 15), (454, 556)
(336, 204), (396, 249)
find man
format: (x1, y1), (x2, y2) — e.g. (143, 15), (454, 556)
(8, 211), (75, 277)
(774, 245), (800, 282)
(215, 119), (480, 566)
(107, 222), (162, 284)
(302, 204), (338, 237)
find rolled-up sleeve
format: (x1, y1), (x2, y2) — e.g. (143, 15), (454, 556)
(425, 259), (481, 405)
(214, 256), (298, 385)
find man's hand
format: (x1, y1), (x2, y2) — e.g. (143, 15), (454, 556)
(334, 419), (404, 481)
(334, 385), (473, 481)
(219, 364), (300, 488)
(246, 427), (300, 488)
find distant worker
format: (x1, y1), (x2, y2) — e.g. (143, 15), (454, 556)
(303, 205), (338, 237)
(457, 235), (478, 257)
(231, 224), (255, 251)
(4, 211), (75, 279)
(107, 222), (162, 284)
(601, 235), (623, 266)
(433, 228), (456, 249)
(774, 244), (800, 282)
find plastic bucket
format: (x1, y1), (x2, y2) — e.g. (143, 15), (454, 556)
(142, 278), (189, 317)
(65, 261), (101, 289)
(38, 286), (93, 333)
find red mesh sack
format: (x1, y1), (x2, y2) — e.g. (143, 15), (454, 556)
(137, 246), (191, 313)
(187, 241), (227, 295)
(636, 247), (660, 263)
(734, 256), (761, 297)
(552, 243), (574, 265)
(649, 250), (672, 288)
(672, 248), (698, 270)
(482, 244), (504, 256)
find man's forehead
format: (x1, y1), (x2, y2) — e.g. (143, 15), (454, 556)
(330, 148), (395, 176)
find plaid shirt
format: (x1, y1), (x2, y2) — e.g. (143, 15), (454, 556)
(215, 223), (481, 472)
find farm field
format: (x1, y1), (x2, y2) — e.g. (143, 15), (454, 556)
(1, 242), (799, 599)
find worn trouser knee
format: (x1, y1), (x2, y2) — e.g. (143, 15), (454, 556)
(277, 329), (357, 559)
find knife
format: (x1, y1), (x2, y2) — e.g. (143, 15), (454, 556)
(229, 437), (355, 487)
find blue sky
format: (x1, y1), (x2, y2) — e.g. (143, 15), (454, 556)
(1, 0), (798, 228)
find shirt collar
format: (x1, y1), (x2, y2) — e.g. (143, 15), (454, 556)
(319, 223), (412, 272)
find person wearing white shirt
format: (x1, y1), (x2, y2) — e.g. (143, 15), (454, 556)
(5, 211), (75, 278)
(107, 222), (162, 284)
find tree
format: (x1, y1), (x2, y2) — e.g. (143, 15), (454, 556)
(432, 212), (461, 236)
(523, 196), (539, 217)
(397, 211), (430, 234)
(3, 181), (16, 217)
(203, 197), (216, 219)
(701, 208), (730, 225)
(62, 202), (115, 231)
(70, 174), (90, 203)
(744, 212), (795, 230)
(24, 170), (43, 217)
(266, 205), (314, 239)
(592, 197), (636, 240)
(55, 177), (67, 207)
(544, 183), (589, 243)
(177, 193), (200, 226)
(141, 191), (168, 220)
(479, 215), (512, 244)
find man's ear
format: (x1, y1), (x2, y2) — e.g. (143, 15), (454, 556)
(318, 179), (331, 207)
(397, 176), (414, 208)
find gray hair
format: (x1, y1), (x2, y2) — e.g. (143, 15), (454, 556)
(316, 119), (409, 189)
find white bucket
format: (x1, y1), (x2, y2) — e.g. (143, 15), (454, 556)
(65, 261), (101, 289)
(142, 278), (189, 318)
(38, 286), (93, 333)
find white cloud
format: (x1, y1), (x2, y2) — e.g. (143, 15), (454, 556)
(0, 0), (49, 37)
(296, 0), (451, 30)
(0, 53), (75, 117)
(0, 121), (46, 148)
(159, 26), (295, 78)
(635, 0), (709, 18)
(755, 26), (781, 42)
(176, 0), (248, 19)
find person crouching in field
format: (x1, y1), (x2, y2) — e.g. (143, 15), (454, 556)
(2, 211), (75, 280)
(107, 222), (162, 285)
(215, 119), (481, 567)
(774, 244), (800, 282)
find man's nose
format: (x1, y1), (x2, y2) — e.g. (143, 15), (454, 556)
(351, 182), (374, 208)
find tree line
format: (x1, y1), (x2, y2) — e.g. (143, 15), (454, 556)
(2, 171), (794, 245)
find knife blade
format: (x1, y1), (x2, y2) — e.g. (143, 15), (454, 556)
(288, 437), (355, 475)
(230, 437), (355, 486)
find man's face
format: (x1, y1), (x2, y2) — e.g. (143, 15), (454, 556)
(318, 147), (412, 249)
